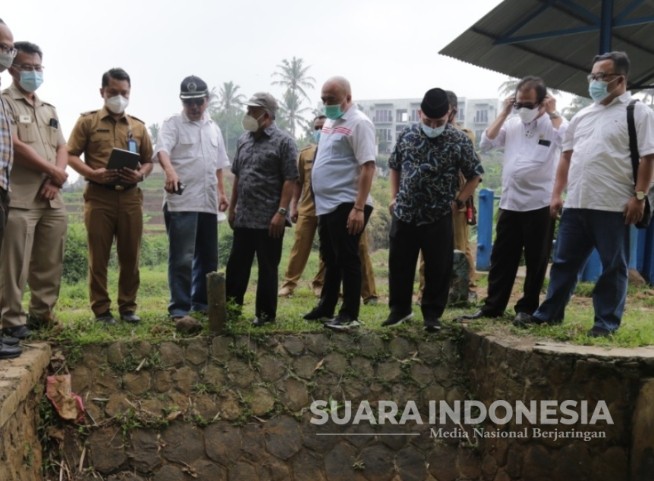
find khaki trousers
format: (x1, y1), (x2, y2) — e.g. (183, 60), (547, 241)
(0, 207), (67, 327)
(83, 184), (143, 316)
(280, 214), (322, 291)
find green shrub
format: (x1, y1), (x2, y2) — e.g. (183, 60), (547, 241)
(141, 234), (169, 266)
(63, 224), (88, 283)
(218, 224), (233, 269)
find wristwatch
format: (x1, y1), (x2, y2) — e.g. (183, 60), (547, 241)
(277, 207), (288, 215)
(635, 191), (647, 201)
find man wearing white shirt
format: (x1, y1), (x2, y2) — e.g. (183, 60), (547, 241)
(460, 76), (566, 321)
(515, 52), (654, 337)
(305, 76), (376, 331)
(155, 76), (229, 334)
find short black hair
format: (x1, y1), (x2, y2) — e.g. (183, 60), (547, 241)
(445, 90), (458, 116)
(592, 51), (630, 76)
(516, 76), (547, 104)
(102, 68), (131, 88)
(13, 41), (42, 60)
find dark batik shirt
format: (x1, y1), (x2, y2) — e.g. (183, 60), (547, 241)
(232, 123), (299, 229)
(389, 123), (483, 225)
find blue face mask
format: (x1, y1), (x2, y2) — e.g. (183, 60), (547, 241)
(324, 104), (344, 120)
(421, 122), (446, 138)
(312, 131), (321, 143)
(588, 80), (610, 102)
(19, 70), (43, 93)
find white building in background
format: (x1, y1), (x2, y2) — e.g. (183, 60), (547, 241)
(357, 97), (499, 155)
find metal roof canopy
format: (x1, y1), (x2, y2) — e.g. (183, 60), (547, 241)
(439, 0), (654, 97)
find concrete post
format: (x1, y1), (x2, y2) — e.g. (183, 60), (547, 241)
(207, 271), (227, 334)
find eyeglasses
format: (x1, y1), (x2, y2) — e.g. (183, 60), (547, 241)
(182, 98), (205, 106)
(13, 64), (44, 72)
(513, 102), (538, 110)
(0, 43), (17, 57)
(587, 72), (621, 82)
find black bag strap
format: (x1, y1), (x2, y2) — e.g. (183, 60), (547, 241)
(627, 99), (640, 184)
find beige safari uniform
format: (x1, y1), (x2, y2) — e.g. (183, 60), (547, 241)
(67, 107), (153, 316)
(0, 84), (67, 328)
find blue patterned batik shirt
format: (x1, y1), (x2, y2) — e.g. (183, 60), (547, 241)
(389, 123), (483, 225)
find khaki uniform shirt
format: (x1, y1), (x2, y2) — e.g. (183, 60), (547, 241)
(297, 144), (317, 217)
(67, 107), (153, 175)
(2, 85), (66, 208)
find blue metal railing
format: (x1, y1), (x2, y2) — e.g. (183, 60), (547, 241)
(475, 188), (654, 284)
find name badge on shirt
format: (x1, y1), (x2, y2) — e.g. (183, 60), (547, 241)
(19, 115), (31, 124)
(538, 139), (551, 147)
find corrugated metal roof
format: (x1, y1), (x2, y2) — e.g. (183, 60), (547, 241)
(439, 0), (654, 97)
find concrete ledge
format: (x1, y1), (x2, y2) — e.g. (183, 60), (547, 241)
(0, 342), (51, 429)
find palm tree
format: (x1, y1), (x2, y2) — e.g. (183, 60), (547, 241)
(216, 81), (246, 113)
(210, 81), (246, 156)
(272, 57), (315, 136)
(277, 90), (312, 136)
(272, 57), (316, 102)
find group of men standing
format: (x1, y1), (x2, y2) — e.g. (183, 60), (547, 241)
(0, 14), (651, 357)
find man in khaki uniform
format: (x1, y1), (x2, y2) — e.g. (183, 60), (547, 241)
(279, 115), (378, 303)
(68, 68), (153, 325)
(0, 41), (68, 339)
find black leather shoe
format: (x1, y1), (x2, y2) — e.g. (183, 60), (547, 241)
(96, 311), (118, 325)
(2, 325), (32, 340)
(303, 307), (333, 322)
(456, 310), (501, 321)
(0, 341), (22, 360)
(120, 312), (141, 324)
(1, 336), (19, 346)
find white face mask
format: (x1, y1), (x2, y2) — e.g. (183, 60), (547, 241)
(242, 114), (261, 132)
(517, 107), (539, 124)
(105, 95), (129, 114)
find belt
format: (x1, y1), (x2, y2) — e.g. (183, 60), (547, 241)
(88, 181), (136, 192)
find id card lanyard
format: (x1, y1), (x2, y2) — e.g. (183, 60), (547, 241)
(126, 117), (138, 153)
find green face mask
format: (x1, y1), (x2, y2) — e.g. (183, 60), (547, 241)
(324, 104), (344, 120)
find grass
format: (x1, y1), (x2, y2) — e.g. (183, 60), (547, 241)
(35, 234), (654, 350)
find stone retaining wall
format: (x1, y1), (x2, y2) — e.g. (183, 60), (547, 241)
(461, 331), (654, 481)
(0, 343), (51, 481)
(4, 330), (654, 480)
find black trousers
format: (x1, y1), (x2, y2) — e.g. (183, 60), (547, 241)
(483, 207), (555, 315)
(389, 213), (453, 321)
(225, 227), (284, 320)
(317, 203), (372, 319)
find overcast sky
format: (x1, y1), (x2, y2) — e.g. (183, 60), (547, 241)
(2, 0), (516, 140)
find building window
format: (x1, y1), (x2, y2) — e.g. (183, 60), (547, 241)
(474, 108), (488, 124)
(373, 109), (393, 123)
(396, 109), (408, 123)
